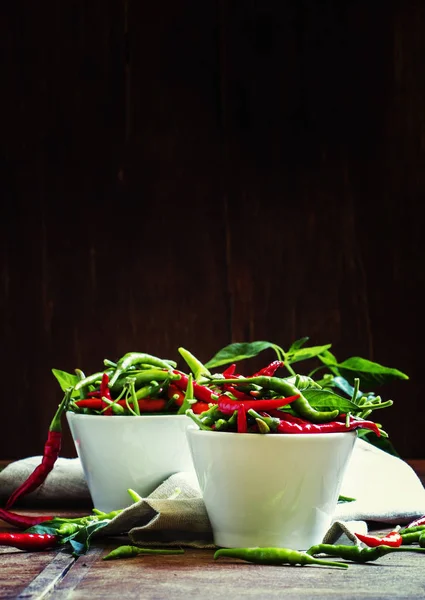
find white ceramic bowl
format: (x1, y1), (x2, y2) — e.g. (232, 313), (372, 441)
(67, 412), (195, 512)
(187, 429), (356, 550)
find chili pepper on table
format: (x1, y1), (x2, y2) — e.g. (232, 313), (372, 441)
(404, 515), (425, 529)
(0, 532), (58, 551)
(5, 388), (72, 510)
(400, 530), (425, 545)
(214, 547), (348, 568)
(306, 543), (425, 562)
(355, 530), (402, 547)
(103, 545), (185, 561)
(398, 524), (425, 535)
(0, 509), (54, 529)
(208, 376), (339, 423)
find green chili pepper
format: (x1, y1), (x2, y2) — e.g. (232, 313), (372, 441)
(306, 543), (425, 563)
(209, 376), (338, 423)
(398, 525), (425, 535)
(74, 369), (114, 392)
(57, 522), (83, 536)
(177, 373), (195, 415)
(74, 369), (88, 399)
(109, 353), (176, 388)
(178, 347), (211, 381)
(400, 531), (424, 544)
(419, 533), (425, 548)
(185, 409), (213, 430)
(103, 545), (184, 561)
(214, 547), (348, 568)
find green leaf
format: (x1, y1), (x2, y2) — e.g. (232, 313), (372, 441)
(52, 369), (80, 397)
(288, 337), (310, 352)
(303, 389), (359, 413)
(66, 519), (111, 556)
(317, 350), (341, 376)
(204, 341), (276, 369)
(319, 356), (409, 388)
(286, 344), (333, 365)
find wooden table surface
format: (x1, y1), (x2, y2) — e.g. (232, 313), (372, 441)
(1, 460), (425, 600)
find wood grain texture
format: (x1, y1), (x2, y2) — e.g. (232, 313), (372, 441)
(1, 1), (425, 460)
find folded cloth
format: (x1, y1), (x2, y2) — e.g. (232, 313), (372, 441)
(0, 456), (91, 507)
(2, 439), (425, 547)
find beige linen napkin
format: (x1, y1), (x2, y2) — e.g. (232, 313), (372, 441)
(2, 439), (425, 546)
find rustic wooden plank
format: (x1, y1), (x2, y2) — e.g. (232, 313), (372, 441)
(0, 547), (63, 599)
(49, 546), (104, 600)
(49, 546), (425, 600)
(16, 550), (76, 600)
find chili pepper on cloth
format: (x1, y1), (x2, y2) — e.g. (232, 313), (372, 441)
(5, 388), (72, 509)
(214, 547), (348, 568)
(209, 375), (339, 423)
(306, 543), (425, 563)
(0, 532), (58, 551)
(103, 545), (184, 561)
(0, 509), (54, 529)
(355, 530), (402, 547)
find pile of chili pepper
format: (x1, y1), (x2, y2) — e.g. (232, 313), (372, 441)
(53, 348), (384, 442)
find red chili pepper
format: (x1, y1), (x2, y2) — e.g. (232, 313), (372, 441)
(355, 531), (403, 548)
(166, 383), (186, 407)
(117, 398), (166, 412)
(222, 364), (237, 377)
(74, 398), (107, 410)
(252, 360), (284, 377)
(191, 401), (211, 414)
(100, 372), (112, 401)
(0, 532), (58, 551)
(217, 394), (300, 415)
(222, 384), (252, 400)
(5, 389), (71, 510)
(172, 371), (218, 404)
(405, 515), (425, 529)
(275, 415), (380, 435)
(237, 404), (247, 433)
(0, 509), (55, 530)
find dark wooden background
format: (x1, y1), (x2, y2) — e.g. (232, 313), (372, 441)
(1, 1), (424, 460)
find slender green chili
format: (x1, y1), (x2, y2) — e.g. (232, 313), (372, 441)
(306, 543), (425, 563)
(103, 545), (184, 560)
(214, 547), (348, 568)
(109, 353), (176, 388)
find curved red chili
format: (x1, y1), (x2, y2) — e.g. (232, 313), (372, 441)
(5, 389), (71, 510)
(355, 531), (402, 548)
(172, 370), (218, 403)
(251, 360), (285, 377)
(0, 532), (58, 551)
(0, 509), (54, 530)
